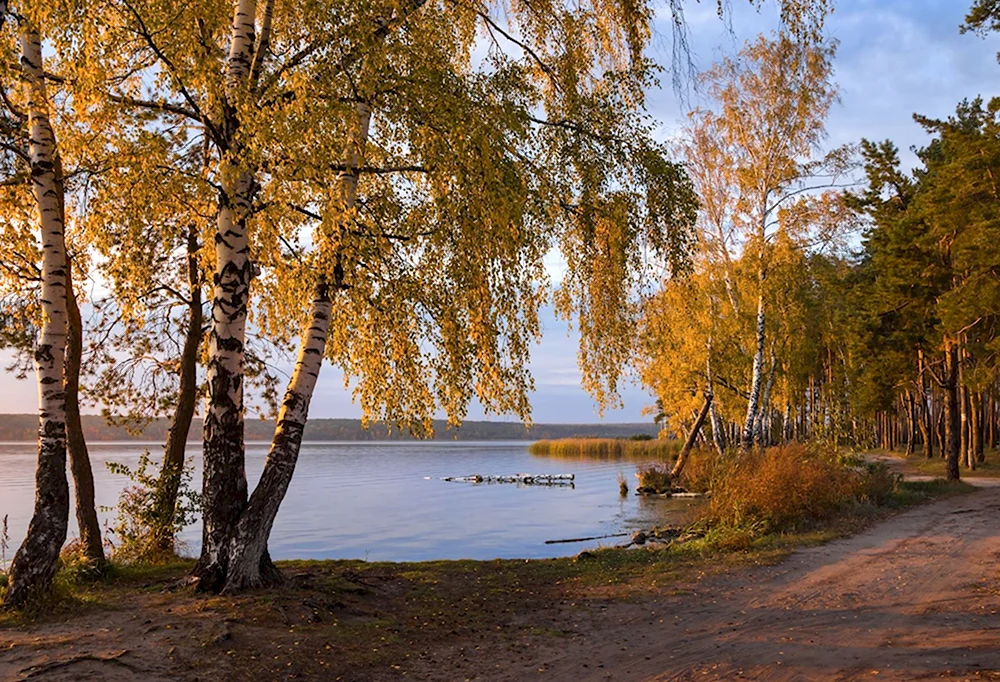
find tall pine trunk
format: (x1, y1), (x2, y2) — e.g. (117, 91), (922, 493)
(4, 24), (71, 608)
(943, 344), (961, 481)
(64, 257), (104, 565)
(155, 225), (203, 553)
(904, 390), (916, 456)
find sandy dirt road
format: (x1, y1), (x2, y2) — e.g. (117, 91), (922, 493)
(478, 481), (1000, 682)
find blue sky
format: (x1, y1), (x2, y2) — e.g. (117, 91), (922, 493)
(1, 0), (998, 423)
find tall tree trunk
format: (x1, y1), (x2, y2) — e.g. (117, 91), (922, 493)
(4, 24), (71, 608)
(196, 0), (258, 592)
(753, 349), (776, 446)
(671, 393), (713, 480)
(904, 390), (916, 457)
(705, 343), (725, 455)
(222, 279), (333, 592)
(154, 225), (203, 554)
(64, 258), (104, 565)
(918, 388), (933, 460)
(741, 291), (766, 450)
(973, 391), (984, 465)
(943, 344), (961, 481)
(960, 384), (970, 468)
(221, 99), (371, 592)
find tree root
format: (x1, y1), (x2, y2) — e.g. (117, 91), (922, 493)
(16, 650), (139, 680)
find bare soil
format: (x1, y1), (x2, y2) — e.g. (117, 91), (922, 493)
(2, 479), (999, 681)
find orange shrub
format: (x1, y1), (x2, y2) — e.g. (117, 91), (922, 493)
(676, 448), (718, 493)
(704, 443), (859, 533)
(635, 464), (672, 492)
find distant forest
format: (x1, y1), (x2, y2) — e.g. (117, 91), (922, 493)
(0, 414), (659, 443)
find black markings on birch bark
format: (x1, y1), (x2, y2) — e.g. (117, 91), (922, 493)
(196, 0), (258, 590)
(4, 24), (71, 608)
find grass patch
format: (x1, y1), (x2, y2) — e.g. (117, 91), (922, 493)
(900, 452), (1000, 478)
(529, 437), (680, 461)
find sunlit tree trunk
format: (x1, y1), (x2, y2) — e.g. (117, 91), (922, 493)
(222, 279), (332, 591)
(706, 339), (725, 455)
(197, 0), (258, 591)
(223, 100), (370, 592)
(943, 344), (961, 481)
(155, 225), (203, 553)
(4, 24), (71, 608)
(754, 349), (776, 446)
(969, 391), (981, 470)
(741, 291), (766, 450)
(64, 257), (104, 565)
(904, 390), (916, 457)
(670, 393), (713, 480)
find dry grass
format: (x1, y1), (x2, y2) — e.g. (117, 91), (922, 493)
(529, 437), (679, 461)
(635, 464), (672, 492)
(676, 448), (718, 493)
(704, 443), (863, 533)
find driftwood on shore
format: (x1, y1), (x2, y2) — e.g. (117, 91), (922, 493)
(440, 473), (575, 486)
(544, 531), (630, 545)
(635, 487), (709, 498)
(550, 525), (708, 552)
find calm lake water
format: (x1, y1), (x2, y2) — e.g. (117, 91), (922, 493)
(0, 441), (698, 563)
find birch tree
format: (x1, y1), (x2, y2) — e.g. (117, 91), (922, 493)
(0, 10), (73, 607)
(687, 33), (844, 450)
(26, 0), (829, 594)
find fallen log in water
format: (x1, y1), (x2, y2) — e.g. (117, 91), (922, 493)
(442, 473), (575, 485)
(544, 531), (630, 545)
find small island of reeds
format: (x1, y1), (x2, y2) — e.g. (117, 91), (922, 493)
(528, 437), (680, 462)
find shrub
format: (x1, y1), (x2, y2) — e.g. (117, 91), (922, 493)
(704, 443), (859, 533)
(58, 540), (109, 583)
(635, 464), (672, 493)
(617, 470), (629, 497)
(675, 448), (719, 493)
(858, 462), (902, 506)
(104, 451), (201, 564)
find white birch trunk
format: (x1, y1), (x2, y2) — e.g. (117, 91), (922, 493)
(220, 102), (372, 591)
(4, 24), (71, 607)
(706, 338), (726, 455)
(741, 291), (766, 450)
(754, 348), (777, 445)
(197, 0), (258, 590)
(221, 282), (333, 591)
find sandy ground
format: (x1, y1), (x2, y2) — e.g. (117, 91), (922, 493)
(2, 470), (1000, 681)
(479, 481), (1000, 682)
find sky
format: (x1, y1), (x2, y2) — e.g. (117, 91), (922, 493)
(1, 0), (998, 424)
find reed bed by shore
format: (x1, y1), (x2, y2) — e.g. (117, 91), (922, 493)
(528, 437), (680, 461)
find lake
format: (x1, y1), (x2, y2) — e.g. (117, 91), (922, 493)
(0, 441), (699, 563)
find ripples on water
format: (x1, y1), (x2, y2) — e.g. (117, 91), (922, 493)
(0, 441), (700, 562)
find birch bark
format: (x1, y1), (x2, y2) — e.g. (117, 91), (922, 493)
(222, 102), (371, 591)
(741, 291), (766, 450)
(222, 280), (332, 591)
(4, 24), (71, 607)
(197, 0), (257, 589)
